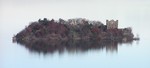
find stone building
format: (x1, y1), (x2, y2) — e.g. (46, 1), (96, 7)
(106, 20), (118, 29)
(68, 18), (86, 25)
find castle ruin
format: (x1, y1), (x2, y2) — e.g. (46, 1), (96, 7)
(106, 20), (118, 29)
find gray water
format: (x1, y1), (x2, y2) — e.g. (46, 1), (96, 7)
(0, 0), (150, 68)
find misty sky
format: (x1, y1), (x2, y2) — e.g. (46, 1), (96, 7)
(0, 0), (150, 39)
(1, 0), (149, 20)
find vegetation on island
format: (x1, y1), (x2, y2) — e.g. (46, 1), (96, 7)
(13, 18), (138, 53)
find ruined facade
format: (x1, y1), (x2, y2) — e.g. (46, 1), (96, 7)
(106, 20), (118, 29)
(68, 18), (85, 25)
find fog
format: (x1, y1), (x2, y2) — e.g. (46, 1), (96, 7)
(0, 0), (150, 68)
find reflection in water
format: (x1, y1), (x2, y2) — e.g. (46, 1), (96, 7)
(14, 39), (134, 55)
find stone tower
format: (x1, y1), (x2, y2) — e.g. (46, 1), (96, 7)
(106, 20), (118, 29)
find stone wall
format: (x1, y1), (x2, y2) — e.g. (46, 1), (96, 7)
(106, 20), (118, 29)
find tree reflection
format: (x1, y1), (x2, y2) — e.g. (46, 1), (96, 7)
(14, 39), (134, 55)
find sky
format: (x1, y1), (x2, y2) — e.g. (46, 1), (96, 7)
(0, 0), (150, 39)
(0, 0), (149, 20)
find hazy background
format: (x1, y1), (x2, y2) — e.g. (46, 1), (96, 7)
(0, 0), (150, 38)
(0, 0), (150, 68)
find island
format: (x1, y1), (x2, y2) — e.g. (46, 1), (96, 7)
(13, 18), (139, 53)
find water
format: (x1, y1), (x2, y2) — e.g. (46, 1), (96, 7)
(0, 0), (150, 68)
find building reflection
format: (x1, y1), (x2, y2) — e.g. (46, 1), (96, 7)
(15, 39), (134, 55)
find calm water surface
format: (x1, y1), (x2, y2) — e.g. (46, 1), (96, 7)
(0, 0), (150, 68)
